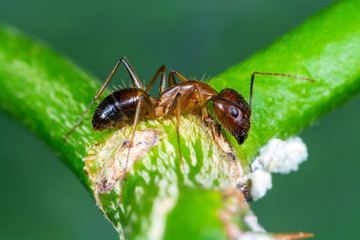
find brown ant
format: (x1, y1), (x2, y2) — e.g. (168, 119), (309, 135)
(64, 57), (314, 198)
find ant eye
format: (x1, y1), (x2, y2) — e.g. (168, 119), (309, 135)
(230, 108), (238, 118)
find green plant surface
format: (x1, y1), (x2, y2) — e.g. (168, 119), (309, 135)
(209, 0), (360, 165)
(0, 25), (102, 189)
(1, 0), (360, 239)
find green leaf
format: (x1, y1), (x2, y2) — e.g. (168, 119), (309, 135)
(1, 0), (360, 239)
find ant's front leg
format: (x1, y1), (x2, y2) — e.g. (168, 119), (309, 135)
(193, 86), (220, 147)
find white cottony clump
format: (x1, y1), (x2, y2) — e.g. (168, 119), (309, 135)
(248, 137), (308, 201)
(253, 137), (308, 174)
(238, 232), (274, 240)
(248, 169), (272, 201)
(243, 211), (266, 233)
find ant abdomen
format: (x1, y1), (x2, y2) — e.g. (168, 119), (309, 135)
(92, 88), (149, 131)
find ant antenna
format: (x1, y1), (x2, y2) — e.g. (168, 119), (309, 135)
(249, 72), (315, 110)
(214, 96), (244, 111)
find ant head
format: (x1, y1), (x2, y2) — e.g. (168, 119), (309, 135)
(213, 88), (251, 145)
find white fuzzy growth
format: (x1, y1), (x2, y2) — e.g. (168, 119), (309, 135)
(249, 137), (308, 201)
(254, 137), (308, 174)
(244, 211), (266, 233)
(238, 233), (274, 240)
(248, 169), (272, 201)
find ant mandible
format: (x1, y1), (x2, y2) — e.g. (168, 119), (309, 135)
(64, 57), (314, 189)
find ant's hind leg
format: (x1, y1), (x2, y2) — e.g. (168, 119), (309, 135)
(119, 94), (156, 202)
(64, 59), (123, 141)
(119, 97), (142, 202)
(120, 58), (145, 90)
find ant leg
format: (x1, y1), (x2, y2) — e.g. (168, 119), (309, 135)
(175, 94), (184, 167)
(64, 59), (122, 141)
(64, 57), (144, 141)
(169, 70), (189, 86)
(171, 85), (218, 149)
(167, 93), (185, 166)
(249, 72), (315, 110)
(168, 70), (190, 88)
(120, 57), (145, 90)
(193, 86), (219, 144)
(165, 87), (199, 166)
(168, 71), (177, 87)
(165, 86), (196, 119)
(119, 94), (156, 202)
(194, 86), (208, 120)
(146, 65), (167, 94)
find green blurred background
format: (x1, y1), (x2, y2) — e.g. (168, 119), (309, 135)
(1, 0), (359, 239)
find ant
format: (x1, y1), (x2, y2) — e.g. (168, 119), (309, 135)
(64, 57), (314, 198)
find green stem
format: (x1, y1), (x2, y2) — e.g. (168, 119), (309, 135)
(1, 0), (360, 239)
(210, 0), (360, 165)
